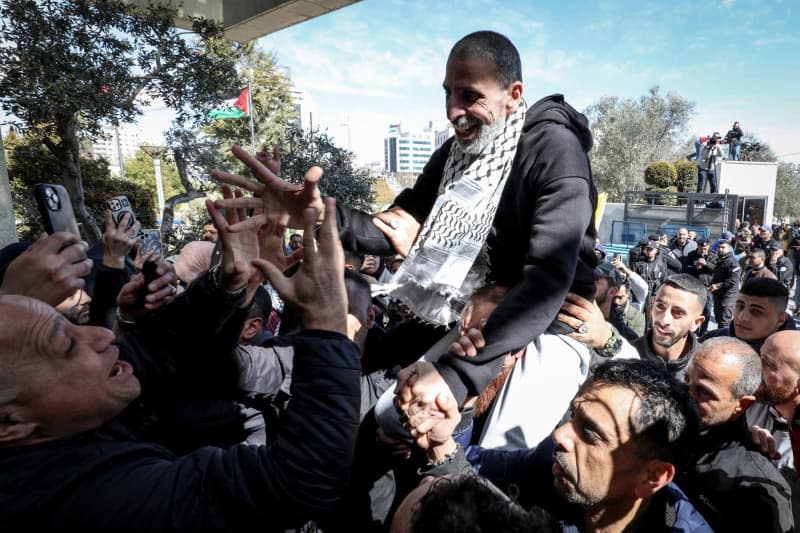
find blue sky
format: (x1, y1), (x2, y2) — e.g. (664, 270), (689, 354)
(246, 0), (799, 164)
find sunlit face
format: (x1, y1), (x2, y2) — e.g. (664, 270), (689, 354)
(643, 246), (657, 261)
(612, 284), (629, 313)
(718, 242), (731, 255)
(733, 294), (786, 342)
(551, 384), (645, 508)
(685, 352), (742, 429)
(1, 297), (141, 440)
(444, 55), (518, 155)
(758, 333), (800, 405)
(748, 252), (765, 269)
(650, 285), (704, 351)
(676, 229), (688, 245)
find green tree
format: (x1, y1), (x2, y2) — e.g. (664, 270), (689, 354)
(123, 149), (183, 210)
(282, 125), (374, 211)
(159, 45), (295, 241)
(0, 0), (243, 244)
(774, 163), (800, 222)
(585, 86), (696, 201)
(6, 130), (155, 239)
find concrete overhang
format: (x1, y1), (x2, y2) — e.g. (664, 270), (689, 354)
(124, 0), (360, 43)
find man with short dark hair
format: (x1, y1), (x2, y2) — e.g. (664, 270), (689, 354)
(219, 30), (600, 431)
(685, 238), (717, 336)
(669, 227), (697, 272)
(703, 277), (796, 352)
(769, 243), (795, 292)
(400, 359), (711, 532)
(631, 274), (706, 380)
(744, 247), (778, 282)
(754, 226), (781, 253)
(709, 240), (740, 328)
(679, 337), (794, 532)
(200, 220), (218, 243)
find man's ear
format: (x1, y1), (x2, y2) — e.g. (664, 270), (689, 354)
(734, 395), (756, 417)
(0, 406), (37, 445)
(690, 314), (706, 333)
(635, 459), (675, 499)
(240, 317), (262, 342)
(777, 312), (788, 331)
(505, 81), (523, 113)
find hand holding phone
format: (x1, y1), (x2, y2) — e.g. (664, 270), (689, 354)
(34, 184), (81, 237)
(107, 195), (136, 230)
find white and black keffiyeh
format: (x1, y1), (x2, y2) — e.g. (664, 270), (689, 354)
(384, 103), (527, 324)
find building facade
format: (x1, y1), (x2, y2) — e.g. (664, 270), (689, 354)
(383, 122), (435, 175)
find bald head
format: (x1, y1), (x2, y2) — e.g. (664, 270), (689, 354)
(758, 331), (800, 407)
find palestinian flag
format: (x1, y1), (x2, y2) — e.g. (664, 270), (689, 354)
(207, 88), (249, 119)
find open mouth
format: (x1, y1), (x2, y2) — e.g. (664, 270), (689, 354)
(452, 116), (481, 139)
(108, 359), (131, 378)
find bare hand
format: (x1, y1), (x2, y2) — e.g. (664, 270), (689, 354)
(102, 210), (140, 268)
(372, 207), (422, 257)
(558, 292), (613, 349)
(403, 391), (461, 451)
(116, 260), (178, 319)
(212, 145), (324, 230)
(449, 327), (486, 357)
(206, 185), (261, 293)
(251, 197), (347, 335)
(256, 145), (281, 176)
(750, 425), (781, 460)
(0, 232), (92, 307)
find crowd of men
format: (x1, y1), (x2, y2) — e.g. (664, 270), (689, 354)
(1, 31), (799, 532)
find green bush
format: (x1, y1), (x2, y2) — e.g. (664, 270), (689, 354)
(674, 160), (698, 193)
(644, 161), (677, 188)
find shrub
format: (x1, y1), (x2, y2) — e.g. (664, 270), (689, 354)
(674, 160), (698, 193)
(644, 161), (677, 188)
(650, 186), (679, 206)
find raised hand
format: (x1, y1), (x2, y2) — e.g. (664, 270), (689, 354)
(256, 144), (281, 176)
(252, 197), (347, 335)
(211, 145), (324, 231)
(0, 232), (92, 307)
(102, 210), (140, 269)
(206, 184), (262, 293)
(557, 292), (614, 349)
(117, 260), (178, 320)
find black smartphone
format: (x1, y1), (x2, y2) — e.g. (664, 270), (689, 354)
(142, 260), (159, 286)
(34, 183), (81, 237)
(107, 195), (136, 230)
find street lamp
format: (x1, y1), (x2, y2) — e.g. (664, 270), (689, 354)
(139, 144), (167, 224)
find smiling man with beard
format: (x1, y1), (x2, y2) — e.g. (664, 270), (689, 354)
(631, 274), (706, 381)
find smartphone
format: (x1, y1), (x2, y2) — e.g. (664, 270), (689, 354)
(141, 259), (159, 284)
(34, 183), (81, 237)
(107, 195), (136, 230)
(139, 228), (163, 260)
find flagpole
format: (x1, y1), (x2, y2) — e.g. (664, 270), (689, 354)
(247, 74), (256, 155)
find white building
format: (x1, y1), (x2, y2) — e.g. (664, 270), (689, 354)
(384, 122), (435, 175)
(435, 124), (455, 150)
(91, 124), (141, 177)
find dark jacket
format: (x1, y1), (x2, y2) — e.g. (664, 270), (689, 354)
(669, 239), (698, 272)
(632, 256), (668, 304)
(676, 415), (794, 533)
(0, 281), (362, 532)
(631, 331), (699, 381)
(336, 94), (597, 404)
(769, 255), (795, 291)
(685, 249), (718, 287)
(452, 437), (713, 532)
(710, 250), (740, 300)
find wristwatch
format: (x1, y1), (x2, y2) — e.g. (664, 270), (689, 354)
(595, 324), (624, 358)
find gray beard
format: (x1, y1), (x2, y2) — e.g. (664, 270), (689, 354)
(454, 113), (507, 155)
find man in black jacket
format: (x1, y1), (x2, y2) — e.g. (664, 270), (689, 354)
(685, 238), (717, 335)
(214, 31), (598, 433)
(679, 337), (793, 532)
(0, 196), (362, 531)
(709, 240), (741, 328)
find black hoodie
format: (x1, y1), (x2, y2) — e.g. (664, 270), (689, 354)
(336, 94), (598, 404)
